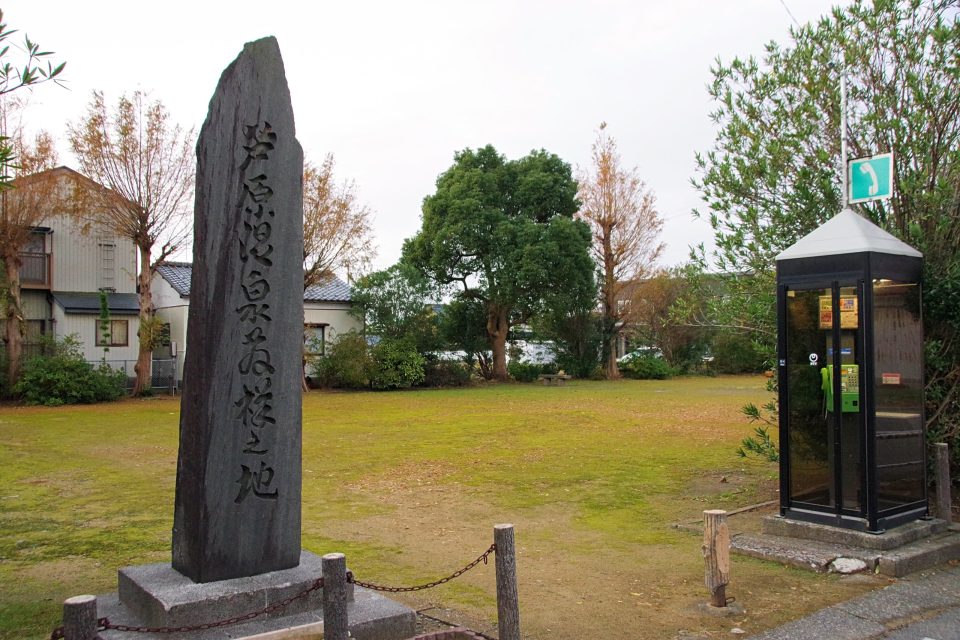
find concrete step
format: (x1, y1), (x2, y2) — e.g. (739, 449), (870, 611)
(731, 529), (960, 577)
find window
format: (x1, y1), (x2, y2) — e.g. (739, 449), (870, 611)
(96, 319), (129, 347)
(304, 324), (326, 356)
(100, 242), (116, 291)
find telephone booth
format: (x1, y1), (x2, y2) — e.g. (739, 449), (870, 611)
(776, 209), (926, 532)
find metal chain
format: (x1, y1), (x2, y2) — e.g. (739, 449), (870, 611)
(349, 543), (496, 593)
(48, 543), (496, 638)
(48, 578), (323, 638)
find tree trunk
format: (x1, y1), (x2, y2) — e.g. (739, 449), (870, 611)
(132, 244), (154, 396)
(3, 252), (24, 391)
(604, 333), (620, 379)
(487, 304), (509, 381)
(601, 226), (621, 379)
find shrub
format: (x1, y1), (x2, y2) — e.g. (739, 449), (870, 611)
(620, 355), (673, 380)
(711, 333), (767, 374)
(310, 331), (371, 389)
(508, 361), (557, 382)
(420, 358), (472, 387)
(15, 335), (126, 406)
(370, 338), (425, 390)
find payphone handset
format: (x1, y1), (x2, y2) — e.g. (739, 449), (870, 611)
(821, 364), (860, 413)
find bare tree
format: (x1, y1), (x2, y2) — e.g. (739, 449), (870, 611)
(577, 122), (664, 378)
(303, 153), (376, 289)
(0, 125), (61, 385)
(68, 90), (194, 395)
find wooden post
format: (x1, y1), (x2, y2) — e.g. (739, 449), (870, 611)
(322, 553), (349, 640)
(494, 524), (521, 640)
(934, 443), (952, 522)
(62, 595), (98, 640)
(702, 510), (730, 608)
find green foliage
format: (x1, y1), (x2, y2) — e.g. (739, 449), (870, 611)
(310, 330), (371, 389)
(736, 426), (780, 462)
(691, 0), (960, 467)
(14, 335), (125, 406)
(439, 296), (494, 379)
(711, 332), (767, 374)
(0, 10), (66, 186)
(419, 358), (473, 388)
(98, 291), (111, 360)
(620, 355), (674, 380)
(369, 338), (425, 390)
(350, 263), (441, 353)
(403, 145), (594, 378)
(507, 360), (558, 383)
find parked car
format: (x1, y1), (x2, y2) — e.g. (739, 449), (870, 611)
(617, 347), (663, 363)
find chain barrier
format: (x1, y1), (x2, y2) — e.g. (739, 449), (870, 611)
(48, 578), (324, 639)
(48, 543), (497, 638)
(348, 543), (496, 593)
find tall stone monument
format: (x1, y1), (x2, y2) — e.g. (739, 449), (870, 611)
(173, 36), (303, 583)
(93, 38), (414, 639)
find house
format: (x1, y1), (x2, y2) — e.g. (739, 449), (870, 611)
(15, 167), (141, 366)
(152, 262), (361, 386)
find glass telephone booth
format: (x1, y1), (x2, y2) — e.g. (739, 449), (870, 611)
(776, 209), (926, 532)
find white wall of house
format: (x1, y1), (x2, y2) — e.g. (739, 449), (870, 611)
(304, 302), (361, 349)
(52, 306), (141, 363)
(151, 274), (189, 383)
(43, 215), (137, 294)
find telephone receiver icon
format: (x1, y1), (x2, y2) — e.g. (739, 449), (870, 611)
(860, 163), (880, 196)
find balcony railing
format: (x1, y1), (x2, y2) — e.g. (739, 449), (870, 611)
(19, 252), (51, 287)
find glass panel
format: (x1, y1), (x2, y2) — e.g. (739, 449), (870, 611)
(786, 287), (833, 507)
(836, 287), (863, 513)
(873, 280), (925, 510)
(112, 320), (128, 346)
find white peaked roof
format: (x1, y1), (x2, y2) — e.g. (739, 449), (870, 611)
(776, 208), (922, 261)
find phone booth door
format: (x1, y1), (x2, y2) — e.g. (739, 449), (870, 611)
(782, 282), (865, 520)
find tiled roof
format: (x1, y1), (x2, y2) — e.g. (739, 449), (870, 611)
(304, 278), (352, 302)
(156, 262), (352, 302)
(52, 291), (140, 315)
(155, 262), (192, 297)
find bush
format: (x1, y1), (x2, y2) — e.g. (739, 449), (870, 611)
(620, 355), (673, 380)
(420, 358), (472, 387)
(310, 331), (371, 389)
(508, 361), (558, 382)
(711, 333), (767, 374)
(370, 338), (425, 390)
(15, 335), (126, 406)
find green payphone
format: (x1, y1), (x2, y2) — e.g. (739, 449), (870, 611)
(819, 295), (861, 413)
(821, 364), (860, 412)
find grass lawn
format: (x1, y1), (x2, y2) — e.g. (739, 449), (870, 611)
(0, 376), (887, 639)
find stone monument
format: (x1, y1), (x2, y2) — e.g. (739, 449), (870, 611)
(92, 38), (414, 639)
(172, 34), (303, 584)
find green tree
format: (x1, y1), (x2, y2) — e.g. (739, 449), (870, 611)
(350, 262), (441, 353)
(439, 296), (494, 379)
(692, 0), (960, 465)
(404, 145), (594, 380)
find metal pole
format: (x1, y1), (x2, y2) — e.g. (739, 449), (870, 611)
(322, 553), (349, 640)
(494, 524), (521, 640)
(840, 69), (849, 209)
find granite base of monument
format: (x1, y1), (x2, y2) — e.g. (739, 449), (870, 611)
(97, 551), (415, 640)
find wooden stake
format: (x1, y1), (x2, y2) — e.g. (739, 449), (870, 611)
(702, 510), (730, 608)
(495, 524), (521, 640)
(934, 443), (952, 522)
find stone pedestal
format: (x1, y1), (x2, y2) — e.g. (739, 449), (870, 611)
(97, 552), (415, 640)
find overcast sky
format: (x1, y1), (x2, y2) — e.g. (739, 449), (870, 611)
(8, 0), (846, 271)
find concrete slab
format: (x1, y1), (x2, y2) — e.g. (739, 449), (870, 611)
(877, 532), (960, 577)
(761, 516), (947, 551)
(98, 586), (415, 640)
(731, 533), (880, 572)
(117, 552), (346, 627)
(748, 606), (886, 640)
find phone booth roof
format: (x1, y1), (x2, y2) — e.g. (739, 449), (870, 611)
(776, 208), (922, 262)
